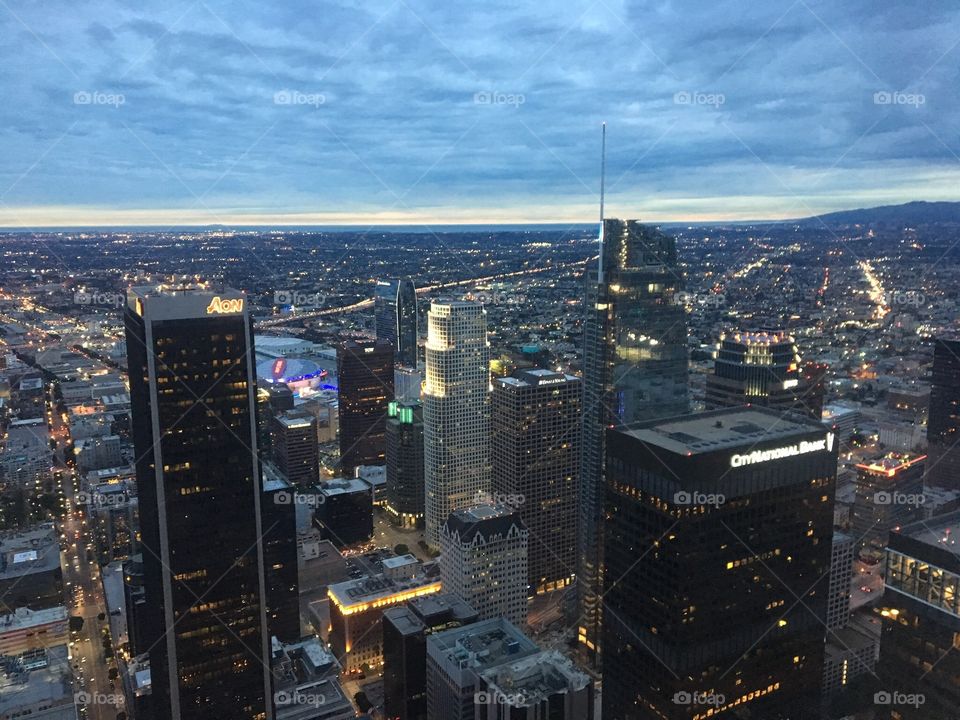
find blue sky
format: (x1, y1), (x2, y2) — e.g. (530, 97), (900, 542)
(1, 0), (958, 225)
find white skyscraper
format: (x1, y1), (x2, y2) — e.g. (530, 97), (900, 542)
(423, 300), (491, 547)
(439, 505), (528, 628)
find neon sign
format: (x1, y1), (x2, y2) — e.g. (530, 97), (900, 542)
(206, 296), (244, 314)
(730, 433), (835, 468)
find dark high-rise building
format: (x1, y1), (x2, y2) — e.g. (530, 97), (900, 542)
(492, 369), (581, 595)
(270, 409), (319, 487)
(376, 278), (419, 368)
(578, 218), (689, 663)
(385, 400), (425, 528)
(337, 340), (394, 475)
(926, 337), (960, 489)
(602, 407), (836, 720)
(705, 330), (826, 419)
(313, 479), (373, 549)
(877, 511), (960, 720)
(382, 592), (478, 720)
(261, 476), (300, 643)
(851, 453), (926, 561)
(124, 285), (272, 720)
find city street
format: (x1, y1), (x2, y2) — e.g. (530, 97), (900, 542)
(50, 383), (122, 720)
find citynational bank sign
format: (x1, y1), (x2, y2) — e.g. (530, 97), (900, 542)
(729, 432), (835, 469)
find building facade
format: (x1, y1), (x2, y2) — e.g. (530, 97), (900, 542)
(423, 301), (491, 548)
(382, 592), (478, 720)
(851, 453), (926, 560)
(491, 369), (580, 595)
(577, 218), (689, 662)
(705, 330), (826, 419)
(602, 407), (836, 720)
(877, 511), (960, 719)
(337, 340), (394, 475)
(125, 285), (272, 720)
(270, 410), (319, 487)
(926, 337), (960, 489)
(439, 505), (528, 628)
(385, 400), (425, 528)
(375, 278), (419, 368)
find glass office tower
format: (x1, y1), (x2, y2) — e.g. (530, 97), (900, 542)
(125, 285), (272, 720)
(603, 407), (836, 719)
(577, 219), (689, 663)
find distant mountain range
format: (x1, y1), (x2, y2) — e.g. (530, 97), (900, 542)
(798, 200), (960, 226)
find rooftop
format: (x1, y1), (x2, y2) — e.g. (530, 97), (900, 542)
(429, 617), (537, 671)
(899, 511), (960, 552)
(480, 650), (591, 704)
(622, 407), (827, 456)
(855, 453), (926, 476)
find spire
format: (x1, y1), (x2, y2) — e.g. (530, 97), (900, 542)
(598, 122), (607, 283)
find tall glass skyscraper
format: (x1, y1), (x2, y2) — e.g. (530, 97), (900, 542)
(423, 301), (491, 548)
(602, 408), (836, 719)
(577, 218), (689, 664)
(926, 336), (960, 489)
(376, 278), (419, 368)
(124, 285), (272, 720)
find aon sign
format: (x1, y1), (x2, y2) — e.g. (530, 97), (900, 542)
(206, 296), (244, 314)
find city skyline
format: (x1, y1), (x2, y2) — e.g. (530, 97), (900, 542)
(2, 2), (959, 226)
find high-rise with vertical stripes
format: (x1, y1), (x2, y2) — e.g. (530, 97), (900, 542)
(125, 284), (272, 720)
(423, 301), (491, 548)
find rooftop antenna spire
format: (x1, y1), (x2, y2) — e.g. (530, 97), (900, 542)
(598, 122), (607, 283)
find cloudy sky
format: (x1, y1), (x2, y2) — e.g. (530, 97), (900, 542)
(1, 0), (958, 225)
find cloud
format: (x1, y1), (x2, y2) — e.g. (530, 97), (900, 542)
(0, 0), (957, 224)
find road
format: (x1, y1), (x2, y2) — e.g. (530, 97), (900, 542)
(62, 481), (122, 720)
(49, 385), (122, 720)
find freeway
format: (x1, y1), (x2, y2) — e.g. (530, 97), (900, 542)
(256, 256), (595, 328)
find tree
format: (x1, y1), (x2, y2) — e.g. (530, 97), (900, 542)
(394, 543), (409, 555)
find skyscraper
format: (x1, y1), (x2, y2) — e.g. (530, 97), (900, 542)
(926, 337), (960, 489)
(851, 452), (926, 561)
(336, 340), (394, 475)
(270, 409), (319, 486)
(423, 301), (491, 548)
(385, 399), (425, 528)
(375, 278), (419, 368)
(602, 407), (836, 720)
(877, 511), (960, 719)
(492, 369), (580, 595)
(124, 285), (272, 720)
(382, 592), (478, 720)
(439, 505), (528, 628)
(705, 330), (826, 419)
(577, 218), (689, 662)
